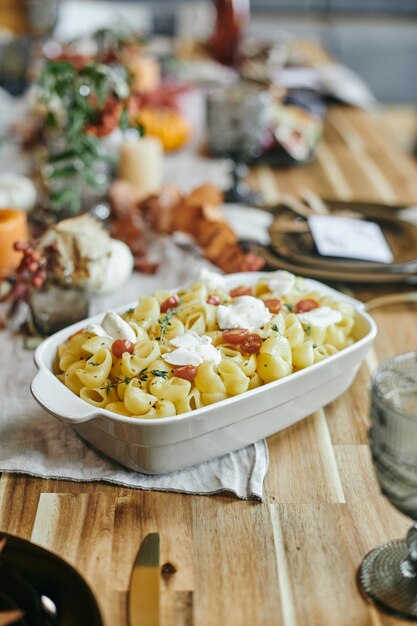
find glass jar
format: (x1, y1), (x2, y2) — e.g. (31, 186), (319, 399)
(29, 280), (90, 336)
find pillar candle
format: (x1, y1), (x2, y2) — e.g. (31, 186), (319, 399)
(118, 136), (163, 202)
(128, 56), (160, 94)
(0, 209), (28, 279)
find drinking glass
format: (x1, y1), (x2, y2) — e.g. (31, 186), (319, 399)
(358, 352), (417, 620)
(206, 84), (269, 205)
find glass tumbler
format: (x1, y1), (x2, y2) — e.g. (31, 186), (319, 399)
(205, 84), (269, 204)
(358, 352), (417, 620)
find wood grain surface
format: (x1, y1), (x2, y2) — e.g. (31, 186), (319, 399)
(1, 67), (417, 626)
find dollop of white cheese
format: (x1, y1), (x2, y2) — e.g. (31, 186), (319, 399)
(297, 306), (343, 328)
(101, 311), (136, 343)
(267, 271), (296, 296)
(86, 323), (112, 338)
(162, 330), (221, 366)
(217, 296), (272, 330)
(197, 268), (226, 292)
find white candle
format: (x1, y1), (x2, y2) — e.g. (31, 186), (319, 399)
(119, 136), (163, 201)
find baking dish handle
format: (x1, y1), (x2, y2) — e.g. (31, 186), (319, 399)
(31, 369), (97, 424)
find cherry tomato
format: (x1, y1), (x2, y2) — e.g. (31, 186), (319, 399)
(230, 286), (253, 298)
(239, 333), (263, 354)
(264, 298), (282, 314)
(173, 365), (198, 382)
(222, 328), (249, 344)
(294, 299), (319, 314)
(112, 339), (135, 358)
(207, 294), (221, 306)
(160, 294), (179, 313)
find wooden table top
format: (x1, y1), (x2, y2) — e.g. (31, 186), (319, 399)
(1, 91), (417, 626)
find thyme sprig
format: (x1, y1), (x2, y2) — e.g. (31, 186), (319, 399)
(158, 307), (180, 335)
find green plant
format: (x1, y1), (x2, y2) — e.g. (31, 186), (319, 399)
(36, 60), (131, 214)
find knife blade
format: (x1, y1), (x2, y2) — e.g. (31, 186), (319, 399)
(128, 533), (160, 626)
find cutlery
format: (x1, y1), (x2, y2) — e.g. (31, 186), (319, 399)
(128, 533), (160, 626)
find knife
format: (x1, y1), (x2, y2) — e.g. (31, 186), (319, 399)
(128, 533), (160, 626)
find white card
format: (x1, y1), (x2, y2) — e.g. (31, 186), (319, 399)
(308, 215), (394, 263)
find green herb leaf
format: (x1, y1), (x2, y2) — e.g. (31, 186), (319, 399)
(150, 370), (169, 379)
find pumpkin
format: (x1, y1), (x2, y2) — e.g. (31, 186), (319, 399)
(138, 108), (191, 152)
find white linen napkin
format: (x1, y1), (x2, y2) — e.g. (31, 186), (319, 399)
(0, 401), (268, 500)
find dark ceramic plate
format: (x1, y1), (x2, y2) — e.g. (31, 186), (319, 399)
(0, 533), (103, 626)
(269, 201), (417, 274)
(257, 245), (417, 285)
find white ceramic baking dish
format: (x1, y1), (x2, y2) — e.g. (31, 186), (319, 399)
(31, 273), (377, 474)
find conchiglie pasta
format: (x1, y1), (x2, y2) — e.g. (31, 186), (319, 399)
(292, 341), (314, 369)
(184, 312), (206, 335)
(248, 372), (263, 390)
(239, 354), (257, 377)
(307, 325), (326, 346)
(284, 314), (304, 348)
(133, 296), (160, 330)
(257, 335), (292, 382)
(219, 346), (243, 364)
(57, 271), (359, 421)
(106, 401), (132, 416)
(153, 289), (173, 304)
(121, 341), (160, 377)
(64, 359), (86, 395)
(80, 384), (118, 408)
(76, 349), (112, 388)
(178, 282), (207, 304)
(264, 313), (285, 336)
(194, 362), (226, 394)
(128, 322), (149, 343)
(81, 335), (113, 355)
(124, 380), (158, 415)
(58, 332), (95, 371)
(159, 317), (185, 341)
(176, 387), (203, 414)
(325, 325), (348, 350)
(201, 392), (228, 406)
(217, 360), (250, 395)
(149, 376), (191, 402)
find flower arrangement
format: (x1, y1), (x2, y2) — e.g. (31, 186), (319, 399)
(34, 60), (137, 214)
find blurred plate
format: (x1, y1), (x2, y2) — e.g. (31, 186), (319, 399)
(257, 245), (417, 285)
(269, 201), (417, 274)
(0, 533), (103, 626)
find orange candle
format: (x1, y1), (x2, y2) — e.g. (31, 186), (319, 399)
(0, 209), (28, 279)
